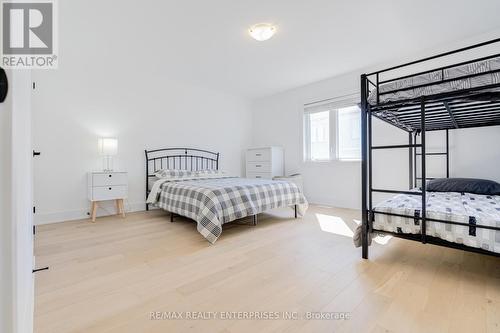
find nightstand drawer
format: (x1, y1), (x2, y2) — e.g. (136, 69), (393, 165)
(92, 186), (128, 201)
(246, 148), (270, 162)
(246, 172), (272, 179)
(247, 161), (271, 173)
(93, 173), (127, 186)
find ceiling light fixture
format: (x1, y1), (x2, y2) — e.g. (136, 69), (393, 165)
(249, 23), (276, 41)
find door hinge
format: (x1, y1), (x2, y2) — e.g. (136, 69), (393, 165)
(33, 267), (49, 273)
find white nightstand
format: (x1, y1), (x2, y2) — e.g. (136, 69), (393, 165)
(246, 147), (284, 179)
(87, 171), (128, 222)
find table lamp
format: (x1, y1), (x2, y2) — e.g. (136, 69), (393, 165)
(98, 137), (118, 171)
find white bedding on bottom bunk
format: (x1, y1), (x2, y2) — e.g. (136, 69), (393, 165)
(373, 191), (500, 254)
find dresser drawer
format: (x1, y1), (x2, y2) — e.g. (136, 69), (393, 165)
(246, 148), (270, 162)
(92, 185), (128, 201)
(246, 172), (272, 179)
(92, 173), (127, 186)
(247, 161), (271, 173)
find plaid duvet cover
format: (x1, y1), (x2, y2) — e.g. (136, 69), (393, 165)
(373, 192), (500, 254)
(155, 177), (308, 243)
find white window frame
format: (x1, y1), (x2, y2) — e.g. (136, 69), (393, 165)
(335, 105), (362, 161)
(303, 94), (360, 163)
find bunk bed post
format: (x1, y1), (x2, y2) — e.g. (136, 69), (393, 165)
(420, 98), (427, 244)
(409, 132), (413, 189)
(360, 74), (369, 259)
(368, 104), (373, 226)
(446, 129), (450, 178)
(145, 150), (149, 211)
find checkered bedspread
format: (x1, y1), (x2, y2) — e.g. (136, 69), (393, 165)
(155, 177), (308, 243)
(373, 192), (500, 253)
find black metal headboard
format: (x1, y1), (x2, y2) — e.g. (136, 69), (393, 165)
(144, 147), (220, 210)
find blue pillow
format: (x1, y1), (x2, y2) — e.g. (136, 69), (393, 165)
(426, 178), (500, 195)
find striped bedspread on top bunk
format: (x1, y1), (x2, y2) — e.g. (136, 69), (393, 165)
(368, 56), (500, 105)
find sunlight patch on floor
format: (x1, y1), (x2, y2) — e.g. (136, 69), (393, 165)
(373, 234), (393, 245)
(316, 213), (354, 237)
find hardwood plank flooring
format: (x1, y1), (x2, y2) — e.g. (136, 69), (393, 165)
(34, 205), (500, 333)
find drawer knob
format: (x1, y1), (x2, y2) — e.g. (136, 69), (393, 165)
(108, 175), (112, 178)
(108, 187), (112, 190)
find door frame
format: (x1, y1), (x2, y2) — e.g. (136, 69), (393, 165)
(1, 69), (34, 333)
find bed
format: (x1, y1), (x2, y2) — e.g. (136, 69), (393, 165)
(360, 38), (500, 259)
(145, 148), (308, 243)
(368, 55), (500, 105)
(372, 191), (500, 254)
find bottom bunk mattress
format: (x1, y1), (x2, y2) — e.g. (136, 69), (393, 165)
(148, 177), (308, 243)
(373, 191), (500, 254)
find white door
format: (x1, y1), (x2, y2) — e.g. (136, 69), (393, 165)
(0, 68), (15, 333)
(11, 70), (35, 333)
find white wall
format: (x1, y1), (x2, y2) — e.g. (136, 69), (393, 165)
(252, 36), (500, 210)
(32, 2), (253, 224)
(33, 75), (252, 224)
(251, 71), (409, 209)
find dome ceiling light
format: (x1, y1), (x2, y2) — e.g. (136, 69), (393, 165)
(249, 23), (277, 41)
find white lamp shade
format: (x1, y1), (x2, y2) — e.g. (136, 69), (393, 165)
(98, 137), (118, 156)
(249, 23), (276, 41)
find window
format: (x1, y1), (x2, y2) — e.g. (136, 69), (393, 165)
(303, 96), (361, 162)
(309, 111), (330, 160)
(337, 106), (361, 160)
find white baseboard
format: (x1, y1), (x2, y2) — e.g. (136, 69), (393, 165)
(306, 195), (359, 210)
(34, 201), (147, 225)
(35, 197), (359, 225)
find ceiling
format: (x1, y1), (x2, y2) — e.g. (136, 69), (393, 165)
(68, 0), (500, 99)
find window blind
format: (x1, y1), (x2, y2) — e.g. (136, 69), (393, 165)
(304, 93), (360, 115)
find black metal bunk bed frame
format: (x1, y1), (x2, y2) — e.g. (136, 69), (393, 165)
(360, 38), (500, 259)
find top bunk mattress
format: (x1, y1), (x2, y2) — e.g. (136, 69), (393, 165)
(368, 56), (500, 105)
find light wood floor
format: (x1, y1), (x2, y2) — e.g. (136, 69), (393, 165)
(34, 205), (500, 333)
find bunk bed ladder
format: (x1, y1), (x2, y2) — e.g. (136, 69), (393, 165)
(420, 98), (427, 244)
(414, 129), (450, 185)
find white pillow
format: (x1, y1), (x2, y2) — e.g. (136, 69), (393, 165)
(195, 169), (225, 177)
(155, 169), (194, 179)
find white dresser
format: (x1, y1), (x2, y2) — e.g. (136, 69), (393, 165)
(246, 147), (284, 179)
(88, 171), (128, 222)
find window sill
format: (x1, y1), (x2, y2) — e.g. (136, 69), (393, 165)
(338, 159), (361, 163)
(303, 159), (361, 165)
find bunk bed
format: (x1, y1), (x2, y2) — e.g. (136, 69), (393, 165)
(360, 38), (500, 259)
